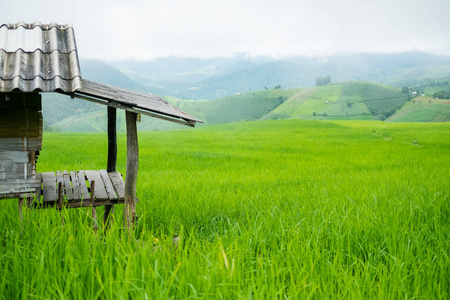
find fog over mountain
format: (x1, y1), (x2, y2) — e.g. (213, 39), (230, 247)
(95, 52), (450, 99)
(4, 0), (450, 60)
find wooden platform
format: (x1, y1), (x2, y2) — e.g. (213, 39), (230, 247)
(30, 170), (125, 208)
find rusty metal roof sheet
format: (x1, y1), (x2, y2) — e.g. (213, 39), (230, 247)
(73, 79), (202, 126)
(0, 22), (81, 92)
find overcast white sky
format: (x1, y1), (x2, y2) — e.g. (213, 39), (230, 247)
(2, 0), (450, 61)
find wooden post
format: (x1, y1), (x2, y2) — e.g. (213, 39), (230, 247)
(124, 111), (138, 232)
(58, 182), (64, 225)
(104, 205), (114, 230)
(91, 180), (98, 233)
(107, 106), (117, 172)
(105, 106), (117, 229)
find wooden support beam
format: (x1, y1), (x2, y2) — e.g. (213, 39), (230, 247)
(106, 106), (117, 231)
(124, 111), (138, 232)
(91, 180), (98, 233)
(58, 182), (63, 210)
(107, 106), (117, 172)
(104, 205), (114, 231)
(58, 182), (64, 225)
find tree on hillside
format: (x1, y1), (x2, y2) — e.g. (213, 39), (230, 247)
(315, 76), (330, 86)
(433, 90), (450, 99)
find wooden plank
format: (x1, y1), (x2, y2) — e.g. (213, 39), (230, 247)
(56, 171), (64, 188)
(42, 172), (57, 202)
(58, 182), (63, 210)
(0, 138), (41, 151)
(56, 171), (65, 207)
(70, 171), (80, 201)
(63, 171), (73, 200)
(0, 172), (40, 201)
(0, 109), (42, 138)
(32, 199), (124, 209)
(77, 170), (90, 201)
(109, 171), (124, 200)
(0, 192), (35, 200)
(85, 170), (109, 201)
(0, 177), (40, 185)
(0, 162), (33, 181)
(0, 93), (41, 109)
(0, 162), (27, 172)
(0, 150), (29, 163)
(0, 185), (39, 194)
(99, 169), (118, 200)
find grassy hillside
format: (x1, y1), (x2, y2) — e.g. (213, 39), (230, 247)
(44, 81), (447, 133)
(387, 96), (450, 122)
(171, 82), (409, 124)
(2, 120), (449, 298)
(180, 89), (297, 125)
(265, 82), (408, 121)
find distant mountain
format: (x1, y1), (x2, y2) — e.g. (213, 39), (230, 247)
(80, 59), (148, 91)
(107, 52), (450, 99)
(111, 53), (269, 79)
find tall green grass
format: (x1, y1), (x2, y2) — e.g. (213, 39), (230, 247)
(1, 120), (449, 298)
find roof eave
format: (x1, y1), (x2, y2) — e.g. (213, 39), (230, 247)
(59, 90), (200, 128)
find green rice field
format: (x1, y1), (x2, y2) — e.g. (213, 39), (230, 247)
(1, 120), (449, 299)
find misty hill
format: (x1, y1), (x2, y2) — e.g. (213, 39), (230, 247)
(112, 54), (263, 81)
(108, 52), (450, 99)
(46, 81), (450, 132)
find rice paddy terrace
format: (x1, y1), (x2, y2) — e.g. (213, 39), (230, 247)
(1, 120), (449, 298)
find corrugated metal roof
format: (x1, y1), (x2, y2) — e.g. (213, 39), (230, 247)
(74, 79), (202, 126)
(0, 22), (81, 92)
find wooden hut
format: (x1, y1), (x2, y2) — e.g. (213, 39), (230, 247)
(0, 22), (201, 228)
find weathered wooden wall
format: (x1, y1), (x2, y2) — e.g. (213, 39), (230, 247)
(0, 93), (42, 199)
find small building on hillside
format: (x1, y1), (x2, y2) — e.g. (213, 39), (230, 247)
(0, 22), (201, 227)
